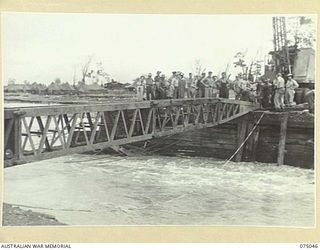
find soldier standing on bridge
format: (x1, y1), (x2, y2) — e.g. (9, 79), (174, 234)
(136, 75), (146, 101)
(178, 73), (187, 98)
(186, 73), (197, 98)
(158, 74), (167, 99)
(273, 73), (285, 111)
(212, 75), (219, 98)
(146, 73), (155, 100)
(239, 74), (250, 101)
(154, 71), (161, 84)
(259, 78), (273, 108)
(197, 72), (207, 98)
(203, 71), (214, 98)
(232, 75), (242, 100)
(169, 72), (179, 99)
(166, 78), (175, 99)
(285, 73), (299, 106)
(217, 72), (231, 99)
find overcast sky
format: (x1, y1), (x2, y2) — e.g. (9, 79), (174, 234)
(2, 13), (277, 85)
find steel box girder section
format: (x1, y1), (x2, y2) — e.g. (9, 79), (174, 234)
(4, 98), (258, 118)
(3, 109), (251, 167)
(3, 99), (260, 167)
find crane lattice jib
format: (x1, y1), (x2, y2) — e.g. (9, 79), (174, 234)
(272, 16), (291, 73)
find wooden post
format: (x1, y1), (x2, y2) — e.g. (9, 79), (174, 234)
(4, 119), (14, 150)
(235, 119), (248, 162)
(152, 108), (157, 133)
(251, 127), (260, 162)
(277, 112), (289, 165)
(244, 122), (254, 160)
(245, 116), (261, 162)
(13, 115), (22, 161)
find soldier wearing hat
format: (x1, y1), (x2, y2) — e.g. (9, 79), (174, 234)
(285, 73), (299, 106)
(154, 71), (161, 84)
(197, 72), (207, 98)
(202, 71), (214, 98)
(169, 71), (179, 99)
(273, 72), (285, 110)
(136, 75), (146, 101)
(146, 73), (155, 100)
(178, 72), (187, 98)
(217, 72), (231, 99)
(186, 73), (197, 98)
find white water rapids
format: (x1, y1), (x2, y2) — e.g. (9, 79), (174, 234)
(3, 154), (314, 226)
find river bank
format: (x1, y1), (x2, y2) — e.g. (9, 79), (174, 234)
(2, 203), (65, 226)
(4, 92), (136, 105)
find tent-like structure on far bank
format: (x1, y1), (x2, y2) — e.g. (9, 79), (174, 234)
(60, 82), (76, 95)
(30, 82), (47, 94)
(46, 82), (62, 95)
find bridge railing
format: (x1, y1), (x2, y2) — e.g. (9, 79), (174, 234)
(3, 98), (259, 167)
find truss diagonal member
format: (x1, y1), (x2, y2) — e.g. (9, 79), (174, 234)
(129, 109), (138, 137)
(227, 104), (234, 118)
(161, 109), (169, 130)
(174, 106), (182, 127)
(219, 103), (227, 121)
(110, 111), (121, 140)
(144, 108), (153, 134)
(60, 114), (67, 145)
(37, 115), (52, 154)
(101, 112), (111, 141)
(50, 115), (66, 149)
(194, 105), (202, 125)
(137, 109), (145, 135)
(214, 103), (220, 123)
(89, 112), (102, 144)
(120, 110), (129, 138)
(21, 117), (34, 151)
(80, 112), (90, 145)
(21, 117), (37, 155)
(183, 104), (191, 127)
(202, 104), (208, 124)
(66, 113), (79, 148)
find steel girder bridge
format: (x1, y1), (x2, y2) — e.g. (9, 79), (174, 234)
(3, 98), (260, 167)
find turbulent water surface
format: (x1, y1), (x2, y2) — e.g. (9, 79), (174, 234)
(4, 153), (315, 226)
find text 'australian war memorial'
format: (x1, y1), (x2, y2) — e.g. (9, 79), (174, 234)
(2, 14), (315, 226)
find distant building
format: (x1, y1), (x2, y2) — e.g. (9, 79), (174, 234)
(30, 82), (47, 94)
(60, 82), (76, 95)
(104, 80), (126, 90)
(6, 84), (31, 93)
(46, 82), (62, 95)
(75, 82), (104, 94)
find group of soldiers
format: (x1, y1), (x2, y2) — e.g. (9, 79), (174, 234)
(135, 70), (300, 111)
(135, 71), (237, 101)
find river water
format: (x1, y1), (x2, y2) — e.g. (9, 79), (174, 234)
(4, 154), (314, 227)
(3, 101), (315, 227)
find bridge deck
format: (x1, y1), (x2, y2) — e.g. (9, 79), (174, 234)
(4, 98), (260, 167)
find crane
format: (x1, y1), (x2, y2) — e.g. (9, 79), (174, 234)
(272, 16), (292, 74)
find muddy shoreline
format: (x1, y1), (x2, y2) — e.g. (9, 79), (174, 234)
(2, 203), (65, 226)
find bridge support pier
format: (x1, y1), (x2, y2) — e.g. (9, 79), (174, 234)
(277, 112), (289, 165)
(235, 119), (248, 162)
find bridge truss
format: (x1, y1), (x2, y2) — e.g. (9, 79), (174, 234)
(4, 98), (259, 167)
